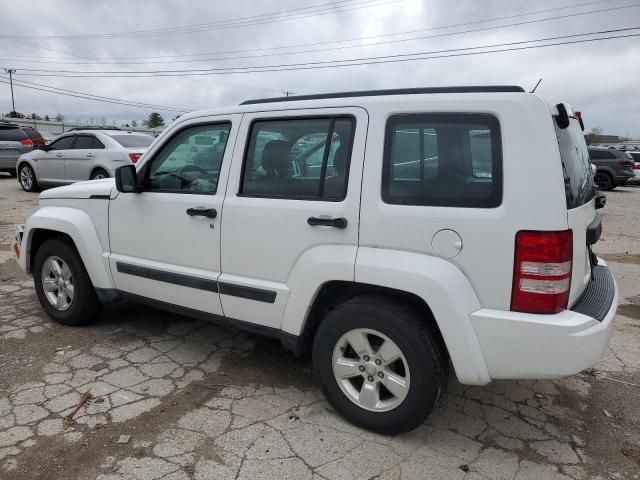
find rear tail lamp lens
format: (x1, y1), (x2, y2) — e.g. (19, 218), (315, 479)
(511, 230), (573, 314)
(128, 153), (142, 163)
(19, 139), (33, 148)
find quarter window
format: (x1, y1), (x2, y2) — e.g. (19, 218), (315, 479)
(240, 117), (354, 200)
(382, 114), (502, 207)
(146, 123), (231, 194)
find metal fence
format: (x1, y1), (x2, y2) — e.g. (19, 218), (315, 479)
(0, 117), (164, 137)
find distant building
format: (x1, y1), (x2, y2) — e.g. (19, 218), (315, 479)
(588, 134), (621, 144)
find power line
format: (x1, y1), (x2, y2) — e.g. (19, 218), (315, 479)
(0, 2), (636, 66)
(0, 0), (620, 63)
(11, 27), (640, 78)
(0, 76), (192, 112)
(0, 0), (401, 40)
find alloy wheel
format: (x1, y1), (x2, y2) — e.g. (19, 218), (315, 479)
(20, 166), (33, 190)
(332, 328), (410, 412)
(41, 256), (74, 311)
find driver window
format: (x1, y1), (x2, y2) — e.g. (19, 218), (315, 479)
(147, 123), (231, 194)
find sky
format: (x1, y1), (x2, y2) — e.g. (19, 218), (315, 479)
(0, 0), (638, 136)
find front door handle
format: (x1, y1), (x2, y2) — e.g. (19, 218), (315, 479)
(186, 207), (217, 219)
(307, 217), (347, 229)
(56, 153), (64, 157)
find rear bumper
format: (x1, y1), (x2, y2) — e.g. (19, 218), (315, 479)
(470, 260), (618, 380)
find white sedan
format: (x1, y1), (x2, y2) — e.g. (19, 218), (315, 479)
(16, 129), (154, 192)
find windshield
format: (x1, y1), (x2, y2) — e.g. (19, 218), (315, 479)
(555, 118), (596, 209)
(109, 134), (153, 148)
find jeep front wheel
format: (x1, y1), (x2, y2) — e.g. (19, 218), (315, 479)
(312, 295), (446, 434)
(32, 238), (102, 326)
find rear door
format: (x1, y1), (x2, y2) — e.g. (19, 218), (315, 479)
(65, 134), (104, 181)
(555, 117), (598, 304)
(37, 134), (75, 183)
(219, 107), (366, 329)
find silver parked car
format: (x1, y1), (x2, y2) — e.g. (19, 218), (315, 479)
(16, 128), (154, 192)
(0, 122), (34, 176)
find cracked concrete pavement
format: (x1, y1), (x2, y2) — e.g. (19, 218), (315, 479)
(0, 173), (639, 480)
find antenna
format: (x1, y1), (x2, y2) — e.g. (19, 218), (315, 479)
(530, 78), (543, 93)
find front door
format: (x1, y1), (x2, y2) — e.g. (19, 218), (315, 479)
(37, 134), (75, 184)
(220, 108), (367, 329)
(108, 116), (240, 315)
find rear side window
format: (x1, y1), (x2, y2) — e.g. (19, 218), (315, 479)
(589, 149), (616, 160)
(21, 128), (43, 140)
(0, 127), (28, 141)
(382, 113), (502, 207)
(109, 134), (153, 148)
(557, 120), (596, 208)
(73, 135), (104, 149)
(240, 116), (354, 200)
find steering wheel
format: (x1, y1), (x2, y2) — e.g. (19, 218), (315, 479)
(178, 164), (209, 179)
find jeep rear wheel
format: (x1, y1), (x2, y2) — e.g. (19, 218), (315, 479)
(312, 295), (446, 434)
(33, 238), (102, 326)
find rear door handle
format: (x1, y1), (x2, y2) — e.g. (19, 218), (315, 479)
(307, 217), (347, 229)
(86, 152), (95, 158)
(186, 207), (217, 219)
(55, 153), (64, 157)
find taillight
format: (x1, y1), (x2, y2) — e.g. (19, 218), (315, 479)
(128, 153), (142, 163)
(635, 162), (640, 169)
(511, 230), (573, 314)
(19, 139), (33, 148)
(620, 160), (633, 168)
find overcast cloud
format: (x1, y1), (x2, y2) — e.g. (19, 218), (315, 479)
(0, 0), (638, 136)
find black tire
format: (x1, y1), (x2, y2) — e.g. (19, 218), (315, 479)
(18, 163), (39, 192)
(312, 295), (446, 435)
(90, 168), (109, 180)
(32, 237), (102, 326)
(594, 172), (614, 191)
(8, 170), (16, 177)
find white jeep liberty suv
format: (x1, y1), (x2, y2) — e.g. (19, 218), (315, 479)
(12, 86), (618, 434)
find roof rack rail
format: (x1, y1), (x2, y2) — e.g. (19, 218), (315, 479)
(66, 126), (122, 132)
(241, 85), (525, 105)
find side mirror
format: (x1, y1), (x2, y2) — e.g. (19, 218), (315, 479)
(115, 165), (140, 193)
(39, 145), (51, 151)
(595, 192), (606, 210)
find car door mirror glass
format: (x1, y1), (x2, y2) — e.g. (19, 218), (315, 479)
(39, 145), (50, 151)
(116, 165), (138, 193)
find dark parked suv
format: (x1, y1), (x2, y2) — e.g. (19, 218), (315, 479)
(588, 147), (635, 190)
(20, 126), (46, 148)
(0, 122), (33, 176)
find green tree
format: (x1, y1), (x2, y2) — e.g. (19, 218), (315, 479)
(55, 113), (64, 122)
(131, 120), (138, 127)
(144, 112), (165, 128)
(44, 115), (51, 121)
(30, 113), (41, 120)
(584, 126), (603, 145)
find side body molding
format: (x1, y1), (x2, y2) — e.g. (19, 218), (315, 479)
(355, 247), (491, 385)
(21, 206), (114, 290)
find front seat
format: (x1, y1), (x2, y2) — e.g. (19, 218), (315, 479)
(261, 140), (292, 178)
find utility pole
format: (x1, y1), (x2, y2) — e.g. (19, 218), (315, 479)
(4, 68), (16, 114)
